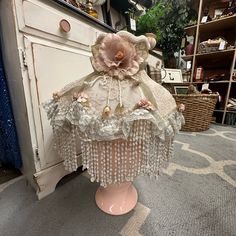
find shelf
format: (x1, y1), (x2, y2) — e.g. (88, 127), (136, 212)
(226, 110), (236, 113)
(192, 81), (229, 83)
(196, 49), (235, 57)
(182, 71), (191, 75)
(199, 14), (236, 33)
(53, 0), (116, 32)
(174, 80), (230, 84)
(192, 80), (230, 84)
(195, 49), (235, 64)
(192, 81), (204, 84)
(208, 80), (230, 83)
(184, 24), (197, 35)
(182, 55), (193, 61)
(185, 1), (236, 125)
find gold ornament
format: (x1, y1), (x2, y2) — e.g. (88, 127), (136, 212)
(85, 0), (98, 19)
(52, 92), (60, 101)
(114, 103), (124, 115)
(102, 106), (111, 118)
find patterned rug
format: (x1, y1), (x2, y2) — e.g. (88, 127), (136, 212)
(0, 124), (236, 236)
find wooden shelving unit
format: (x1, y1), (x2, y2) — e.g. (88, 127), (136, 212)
(184, 24), (197, 35)
(182, 54), (194, 61)
(199, 14), (236, 32)
(192, 80), (230, 84)
(182, 0), (236, 125)
(195, 48), (235, 58)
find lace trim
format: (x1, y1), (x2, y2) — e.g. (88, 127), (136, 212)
(44, 98), (184, 142)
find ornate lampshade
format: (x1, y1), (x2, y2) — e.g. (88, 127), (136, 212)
(44, 31), (184, 214)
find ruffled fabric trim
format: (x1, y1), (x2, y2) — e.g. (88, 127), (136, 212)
(44, 98), (184, 142)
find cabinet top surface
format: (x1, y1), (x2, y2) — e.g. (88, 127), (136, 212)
(50, 0), (116, 33)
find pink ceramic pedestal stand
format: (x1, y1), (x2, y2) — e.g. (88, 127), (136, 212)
(95, 182), (138, 215)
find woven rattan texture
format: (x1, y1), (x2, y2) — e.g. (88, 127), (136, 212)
(173, 94), (218, 132)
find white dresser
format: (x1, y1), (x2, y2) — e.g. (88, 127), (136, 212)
(0, 0), (114, 199)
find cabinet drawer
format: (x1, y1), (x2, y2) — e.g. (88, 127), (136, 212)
(19, 0), (96, 46)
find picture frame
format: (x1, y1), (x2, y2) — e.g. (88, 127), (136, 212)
(174, 86), (189, 95)
(161, 69), (183, 83)
(214, 8), (225, 18)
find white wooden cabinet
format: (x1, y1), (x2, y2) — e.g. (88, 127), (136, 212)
(0, 0), (113, 199)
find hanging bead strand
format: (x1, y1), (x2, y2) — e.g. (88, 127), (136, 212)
(114, 141), (118, 183)
(107, 141), (113, 185)
(94, 142), (99, 182)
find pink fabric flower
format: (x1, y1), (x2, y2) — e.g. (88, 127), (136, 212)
(52, 92), (60, 100)
(178, 103), (185, 112)
(73, 92), (88, 103)
(137, 99), (155, 111)
(91, 33), (143, 80)
(77, 92), (88, 103)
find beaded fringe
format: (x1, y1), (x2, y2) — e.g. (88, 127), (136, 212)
(53, 120), (173, 187)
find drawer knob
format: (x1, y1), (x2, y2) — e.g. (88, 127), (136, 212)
(59, 19), (71, 33)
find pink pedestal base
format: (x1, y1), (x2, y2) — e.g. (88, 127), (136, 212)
(95, 182), (138, 215)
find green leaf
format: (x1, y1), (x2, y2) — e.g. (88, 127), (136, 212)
(136, 0), (197, 60)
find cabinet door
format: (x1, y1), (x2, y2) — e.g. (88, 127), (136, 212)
(24, 36), (93, 170)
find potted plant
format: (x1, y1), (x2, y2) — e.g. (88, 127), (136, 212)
(137, 0), (197, 68)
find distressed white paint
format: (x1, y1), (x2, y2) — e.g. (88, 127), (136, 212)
(22, 0), (96, 47)
(24, 36), (92, 169)
(0, 0), (111, 199)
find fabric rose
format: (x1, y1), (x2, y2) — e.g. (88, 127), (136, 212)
(91, 33), (145, 80)
(137, 99), (155, 111)
(52, 91), (60, 101)
(178, 103), (185, 112)
(72, 92), (88, 103)
(77, 92), (88, 103)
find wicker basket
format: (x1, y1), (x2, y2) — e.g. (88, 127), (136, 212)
(198, 37), (228, 54)
(173, 94), (218, 132)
